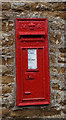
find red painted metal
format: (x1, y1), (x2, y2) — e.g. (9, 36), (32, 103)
(15, 18), (50, 106)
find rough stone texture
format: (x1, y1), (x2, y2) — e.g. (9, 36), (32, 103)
(2, 2), (11, 10)
(1, 1), (65, 120)
(2, 109), (9, 118)
(2, 76), (14, 84)
(2, 85), (12, 94)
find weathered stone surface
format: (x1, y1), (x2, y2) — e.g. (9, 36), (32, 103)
(10, 109), (44, 117)
(10, 108), (61, 117)
(2, 11), (66, 21)
(2, 20), (14, 32)
(43, 108), (61, 116)
(0, 86), (2, 96)
(49, 3), (66, 11)
(11, 3), (30, 11)
(55, 34), (63, 45)
(60, 11), (66, 20)
(0, 109), (2, 118)
(50, 54), (56, 64)
(57, 67), (65, 74)
(2, 76), (14, 84)
(63, 108), (66, 114)
(2, 40), (14, 47)
(49, 31), (64, 46)
(2, 11), (12, 20)
(60, 53), (65, 58)
(2, 65), (8, 75)
(51, 75), (59, 81)
(2, 57), (6, 65)
(33, 3), (49, 11)
(2, 97), (9, 107)
(2, 21), (6, 31)
(59, 48), (66, 53)
(52, 83), (59, 90)
(7, 57), (14, 65)
(50, 47), (56, 53)
(2, 33), (14, 47)
(2, 85), (12, 94)
(8, 34), (14, 41)
(10, 2), (66, 12)
(2, 2), (11, 10)
(2, 108), (9, 118)
(50, 66), (57, 74)
(58, 57), (66, 63)
(49, 22), (64, 31)
(3, 66), (14, 75)
(49, 33), (56, 45)
(0, 57), (2, 66)
(2, 47), (12, 55)
(50, 93), (54, 100)
(8, 21), (14, 31)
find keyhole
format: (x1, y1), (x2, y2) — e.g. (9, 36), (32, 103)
(28, 75), (29, 79)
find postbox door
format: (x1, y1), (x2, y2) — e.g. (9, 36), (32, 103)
(21, 47), (45, 101)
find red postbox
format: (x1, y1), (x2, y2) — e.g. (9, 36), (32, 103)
(15, 18), (50, 106)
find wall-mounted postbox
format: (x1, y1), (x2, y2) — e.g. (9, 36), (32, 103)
(15, 18), (50, 106)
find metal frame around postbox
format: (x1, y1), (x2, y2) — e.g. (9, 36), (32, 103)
(15, 18), (50, 106)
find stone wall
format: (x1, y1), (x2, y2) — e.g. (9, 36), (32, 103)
(1, 1), (65, 120)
